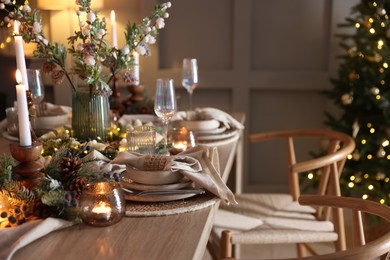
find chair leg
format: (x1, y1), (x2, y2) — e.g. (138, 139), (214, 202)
(297, 243), (306, 257)
(221, 230), (233, 259)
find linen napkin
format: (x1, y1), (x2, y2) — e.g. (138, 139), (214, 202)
(0, 217), (73, 260)
(172, 107), (244, 130)
(111, 146), (237, 204)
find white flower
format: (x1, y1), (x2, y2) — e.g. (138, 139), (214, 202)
(36, 34), (42, 41)
(143, 35), (150, 43)
(22, 5), (31, 13)
(148, 35), (156, 44)
(163, 12), (169, 19)
(0, 3), (4, 9)
(102, 17), (108, 23)
(136, 45), (146, 55)
(3, 16), (9, 23)
(121, 45), (130, 55)
(3, 0), (10, 4)
(84, 55), (96, 66)
(98, 29), (105, 35)
(42, 39), (48, 45)
(79, 21), (85, 27)
(87, 12), (96, 23)
(77, 43), (84, 51)
(32, 22), (42, 34)
(163, 2), (172, 8)
(156, 17), (165, 29)
(76, 10), (82, 16)
(144, 26), (152, 33)
(82, 27), (90, 36)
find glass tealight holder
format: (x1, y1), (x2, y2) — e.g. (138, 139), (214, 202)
(126, 125), (156, 154)
(169, 127), (196, 155)
(79, 182), (125, 227)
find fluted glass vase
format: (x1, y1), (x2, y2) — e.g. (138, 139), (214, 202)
(72, 88), (111, 141)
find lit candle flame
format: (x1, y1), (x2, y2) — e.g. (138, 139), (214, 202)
(15, 69), (22, 84)
(110, 10), (116, 22)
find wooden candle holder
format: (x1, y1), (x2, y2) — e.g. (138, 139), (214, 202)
(9, 141), (43, 177)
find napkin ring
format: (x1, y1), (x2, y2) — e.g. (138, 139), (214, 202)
(143, 155), (167, 171)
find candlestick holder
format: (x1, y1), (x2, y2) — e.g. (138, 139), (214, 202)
(79, 182), (125, 227)
(9, 141), (43, 177)
(127, 84), (145, 103)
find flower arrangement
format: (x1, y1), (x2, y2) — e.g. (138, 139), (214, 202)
(0, 0), (172, 94)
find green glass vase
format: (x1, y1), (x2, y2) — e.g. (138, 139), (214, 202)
(72, 88), (111, 141)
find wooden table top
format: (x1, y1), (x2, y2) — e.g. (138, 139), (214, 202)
(12, 200), (219, 260)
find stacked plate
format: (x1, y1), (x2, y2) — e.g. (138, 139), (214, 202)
(120, 166), (203, 202)
(172, 119), (238, 142)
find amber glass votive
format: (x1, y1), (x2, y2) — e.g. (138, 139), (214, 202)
(79, 182), (125, 227)
(169, 127), (196, 155)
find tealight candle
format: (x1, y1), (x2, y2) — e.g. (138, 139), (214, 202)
(79, 182), (125, 227)
(110, 10), (118, 48)
(15, 70), (32, 147)
(169, 127), (196, 155)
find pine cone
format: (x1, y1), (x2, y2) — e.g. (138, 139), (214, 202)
(68, 177), (88, 199)
(60, 155), (82, 183)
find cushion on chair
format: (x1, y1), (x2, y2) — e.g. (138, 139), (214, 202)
(214, 209), (263, 231)
(218, 193), (337, 244)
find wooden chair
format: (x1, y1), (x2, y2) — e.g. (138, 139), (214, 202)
(208, 129), (356, 259)
(221, 195), (390, 260)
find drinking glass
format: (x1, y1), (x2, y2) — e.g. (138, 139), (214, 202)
(154, 78), (177, 155)
(27, 69), (45, 115)
(181, 58), (198, 111)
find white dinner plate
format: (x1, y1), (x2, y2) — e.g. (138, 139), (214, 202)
(123, 189), (198, 202)
(120, 177), (192, 191)
(126, 166), (184, 185)
(196, 125), (226, 135)
(197, 129), (239, 142)
(2, 131), (18, 142)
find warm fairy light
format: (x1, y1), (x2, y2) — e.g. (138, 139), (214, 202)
(364, 173), (369, 179)
(362, 194), (368, 200)
(350, 176), (356, 181)
(367, 123), (372, 127)
(387, 155), (390, 160)
(347, 154), (353, 160)
(380, 68), (385, 73)
(368, 184), (374, 190)
(361, 139), (367, 144)
(370, 28), (375, 34)
(381, 80), (385, 85)
(382, 140), (389, 147)
(355, 23), (360, 28)
(6, 37), (11, 43)
(380, 199), (385, 204)
(376, 95), (381, 100)
(378, 39), (384, 46)
(383, 62), (388, 68)
(307, 173), (314, 180)
(381, 22), (385, 27)
(370, 128), (375, 133)
(386, 14), (389, 19)
(385, 178), (390, 182)
(369, 18), (374, 23)
(367, 154), (373, 159)
(348, 182), (354, 188)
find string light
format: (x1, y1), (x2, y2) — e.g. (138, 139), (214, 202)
(382, 140), (389, 147)
(362, 194), (368, 200)
(380, 199), (385, 204)
(367, 154), (373, 159)
(307, 173), (314, 180)
(350, 176), (356, 181)
(364, 173), (369, 179)
(347, 154), (353, 160)
(369, 18), (374, 23)
(361, 139), (367, 144)
(355, 23), (361, 28)
(380, 80), (385, 85)
(368, 184), (374, 190)
(370, 28), (376, 34)
(348, 182), (354, 188)
(370, 127), (375, 133)
(376, 95), (381, 100)
(383, 62), (389, 68)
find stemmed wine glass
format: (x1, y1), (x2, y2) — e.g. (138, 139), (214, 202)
(181, 58), (198, 111)
(154, 78), (177, 155)
(27, 69), (45, 116)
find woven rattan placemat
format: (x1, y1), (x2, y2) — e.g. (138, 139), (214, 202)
(125, 193), (218, 217)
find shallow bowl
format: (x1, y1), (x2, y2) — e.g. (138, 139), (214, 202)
(126, 165), (183, 185)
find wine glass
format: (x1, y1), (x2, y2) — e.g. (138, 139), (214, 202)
(182, 58), (198, 111)
(27, 69), (45, 116)
(154, 78), (177, 155)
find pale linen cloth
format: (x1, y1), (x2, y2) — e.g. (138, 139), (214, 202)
(172, 107), (244, 130)
(111, 146), (237, 205)
(0, 218), (73, 260)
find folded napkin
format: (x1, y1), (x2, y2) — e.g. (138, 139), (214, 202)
(111, 146), (237, 204)
(172, 107), (244, 130)
(0, 218), (73, 260)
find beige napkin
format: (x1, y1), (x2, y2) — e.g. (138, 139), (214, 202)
(0, 217), (73, 260)
(111, 146), (237, 204)
(173, 107), (244, 130)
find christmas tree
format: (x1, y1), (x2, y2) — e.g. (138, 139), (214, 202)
(325, 0), (390, 205)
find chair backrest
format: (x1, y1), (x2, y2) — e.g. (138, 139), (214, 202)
(249, 129), (355, 206)
(297, 195), (390, 260)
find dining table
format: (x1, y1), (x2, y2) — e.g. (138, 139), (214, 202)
(0, 112), (245, 260)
